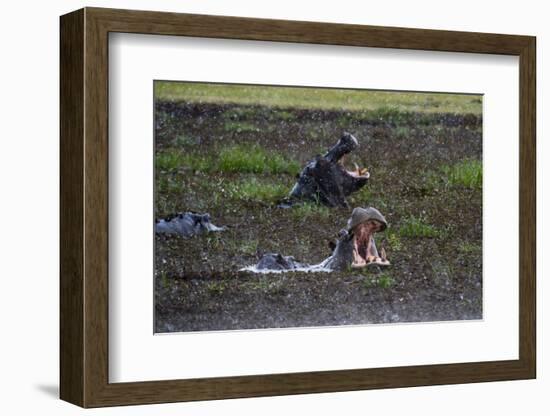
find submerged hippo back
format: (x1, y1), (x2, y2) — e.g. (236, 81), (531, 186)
(155, 212), (225, 237)
(256, 253), (303, 271)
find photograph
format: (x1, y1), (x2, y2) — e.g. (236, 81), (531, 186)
(51, 3), (538, 410)
(153, 81), (483, 333)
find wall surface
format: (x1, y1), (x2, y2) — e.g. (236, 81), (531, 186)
(0, 0), (546, 414)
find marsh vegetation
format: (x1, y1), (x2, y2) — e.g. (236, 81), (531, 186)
(154, 83), (482, 332)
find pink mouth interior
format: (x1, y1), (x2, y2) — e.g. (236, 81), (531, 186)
(352, 228), (389, 267)
(340, 157), (370, 178)
(347, 169), (370, 178)
(346, 167), (370, 179)
(352, 229), (374, 266)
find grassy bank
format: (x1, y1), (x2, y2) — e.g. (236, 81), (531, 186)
(155, 81), (482, 114)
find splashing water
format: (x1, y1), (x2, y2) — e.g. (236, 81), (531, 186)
(239, 259), (333, 274)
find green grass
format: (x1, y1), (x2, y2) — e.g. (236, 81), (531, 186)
(350, 191), (391, 213)
(385, 230), (403, 251)
(225, 178), (288, 203)
(156, 151), (212, 172)
(206, 281), (228, 296)
(224, 121), (260, 133)
(156, 145), (299, 175)
(394, 125), (412, 139)
(242, 278), (286, 295)
(442, 159), (482, 189)
(399, 216), (440, 238)
(363, 273), (395, 289)
(222, 107), (259, 120)
(204, 234), (224, 250)
(171, 134), (197, 147)
(156, 175), (181, 194)
(159, 271), (169, 289)
(349, 186), (372, 204)
(239, 239), (259, 255)
(156, 152), (185, 171)
(218, 145), (300, 175)
(291, 203), (331, 221)
(155, 81), (482, 114)
(458, 241), (482, 254)
(422, 159), (483, 192)
(155, 196), (179, 217)
(423, 170), (442, 192)
(378, 274), (394, 288)
(274, 110), (296, 121)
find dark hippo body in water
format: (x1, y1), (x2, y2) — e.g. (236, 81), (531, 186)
(286, 132), (370, 208)
(247, 207), (390, 273)
(255, 253), (305, 271)
(155, 212), (226, 238)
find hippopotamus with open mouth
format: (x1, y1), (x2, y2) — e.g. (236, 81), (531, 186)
(155, 212), (226, 238)
(246, 207), (390, 273)
(322, 207), (390, 271)
(287, 132), (370, 208)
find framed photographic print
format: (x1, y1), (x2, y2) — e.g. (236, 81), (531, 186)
(60, 7), (536, 408)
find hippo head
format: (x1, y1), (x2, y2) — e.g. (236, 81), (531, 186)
(289, 132), (370, 208)
(323, 207), (390, 271)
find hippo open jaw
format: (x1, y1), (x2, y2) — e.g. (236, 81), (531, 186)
(351, 229), (389, 268)
(333, 132), (370, 180)
(287, 132), (371, 208)
(341, 158), (370, 180)
(351, 228), (389, 268)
